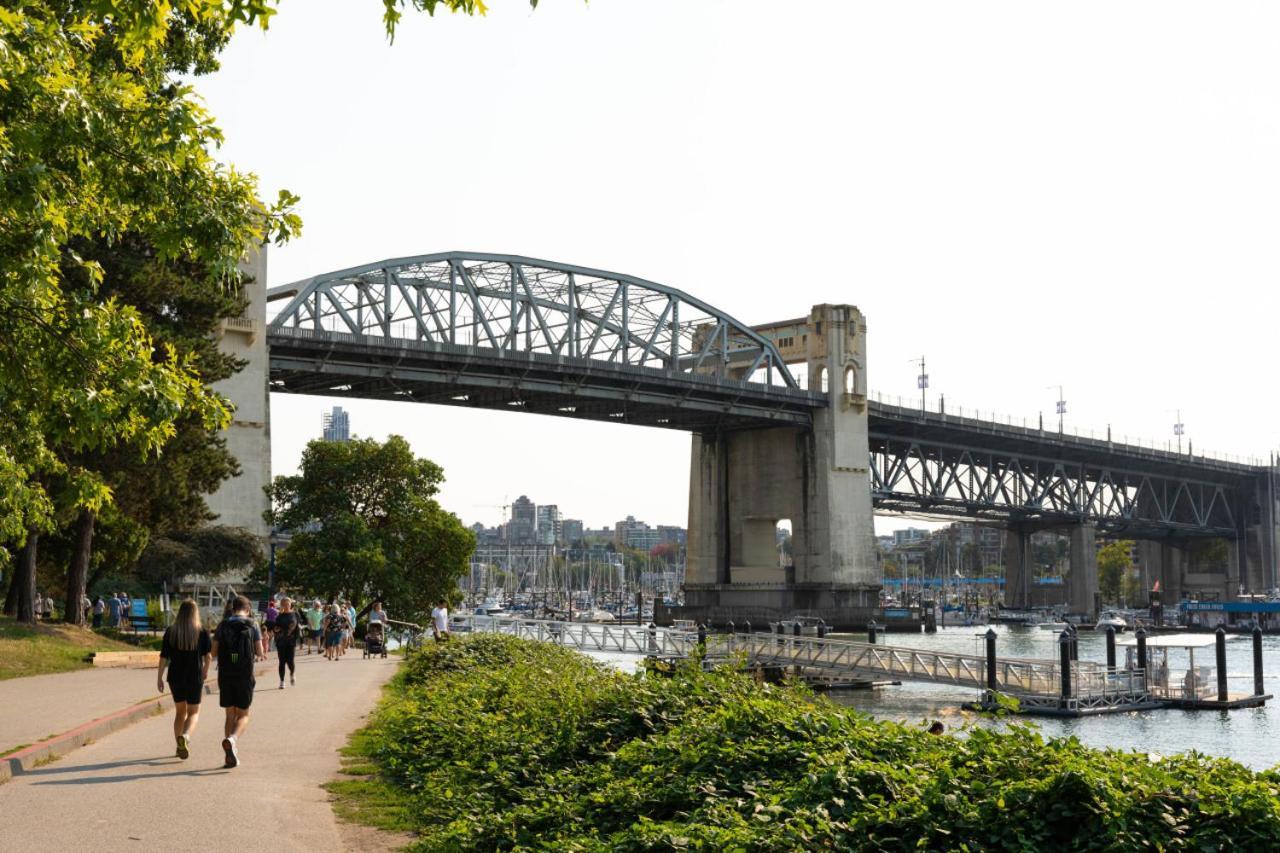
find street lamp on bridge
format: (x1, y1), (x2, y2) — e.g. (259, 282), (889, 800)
(1173, 410), (1185, 454)
(912, 356), (928, 411)
(1047, 385), (1066, 433)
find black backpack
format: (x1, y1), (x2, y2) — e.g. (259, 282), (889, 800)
(218, 618), (257, 679)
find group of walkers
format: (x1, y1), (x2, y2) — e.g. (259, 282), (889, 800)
(29, 590), (139, 625)
(155, 593), (389, 769)
(31, 591), (57, 622)
(156, 595), (261, 768)
(89, 592), (134, 628)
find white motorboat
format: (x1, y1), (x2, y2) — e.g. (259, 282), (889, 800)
(575, 607), (616, 623)
(1096, 611), (1128, 632)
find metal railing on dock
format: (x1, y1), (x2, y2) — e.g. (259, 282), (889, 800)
(459, 616), (699, 657)
(458, 617), (1267, 716)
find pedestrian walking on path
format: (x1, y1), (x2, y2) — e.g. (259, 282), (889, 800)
(92, 594), (105, 627)
(274, 597), (301, 688)
(211, 595), (265, 768)
(304, 600), (324, 654)
(264, 598), (279, 652)
(156, 599), (212, 760)
(323, 604), (345, 662)
(431, 600), (450, 642)
(0, 647), (398, 850)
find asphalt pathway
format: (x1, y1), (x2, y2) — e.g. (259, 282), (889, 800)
(0, 666), (173, 754)
(0, 652), (399, 851)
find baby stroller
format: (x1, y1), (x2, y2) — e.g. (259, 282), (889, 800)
(364, 621), (388, 659)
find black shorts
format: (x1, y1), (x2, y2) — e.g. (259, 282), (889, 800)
(218, 678), (255, 710)
(169, 681), (203, 705)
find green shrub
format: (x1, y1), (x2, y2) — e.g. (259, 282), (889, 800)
(346, 635), (1280, 851)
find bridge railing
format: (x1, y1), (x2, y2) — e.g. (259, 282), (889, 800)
(869, 391), (1265, 469)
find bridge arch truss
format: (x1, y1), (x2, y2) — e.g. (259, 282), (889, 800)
(266, 252), (820, 430)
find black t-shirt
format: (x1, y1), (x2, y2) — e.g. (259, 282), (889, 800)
(160, 628), (212, 688)
(274, 612), (300, 646)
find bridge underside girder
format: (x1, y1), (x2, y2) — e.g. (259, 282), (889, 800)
(268, 329), (819, 432)
(869, 433), (1244, 539)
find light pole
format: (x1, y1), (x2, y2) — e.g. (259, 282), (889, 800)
(1173, 410), (1185, 454)
(912, 356), (929, 411)
(1047, 385), (1066, 433)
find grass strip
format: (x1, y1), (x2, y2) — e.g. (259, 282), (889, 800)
(0, 616), (142, 680)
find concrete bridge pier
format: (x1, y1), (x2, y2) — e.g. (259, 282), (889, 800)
(677, 305), (879, 630)
(1137, 540), (1186, 604)
(1241, 470), (1279, 593)
(1003, 527), (1031, 609)
(1066, 524), (1098, 620)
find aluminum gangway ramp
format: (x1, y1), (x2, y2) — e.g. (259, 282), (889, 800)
(458, 618), (1150, 713)
(726, 633), (1021, 690)
(460, 617), (700, 657)
(720, 632), (1150, 712)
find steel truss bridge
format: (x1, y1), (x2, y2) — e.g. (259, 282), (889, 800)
(867, 401), (1259, 538)
(267, 252), (815, 431)
(266, 252), (1267, 539)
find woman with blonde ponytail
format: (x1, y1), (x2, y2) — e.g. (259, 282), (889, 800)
(157, 600), (212, 760)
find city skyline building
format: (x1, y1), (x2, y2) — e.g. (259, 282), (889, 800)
(561, 518), (584, 546)
(321, 405), (350, 442)
(507, 495), (537, 545)
(536, 504), (563, 546)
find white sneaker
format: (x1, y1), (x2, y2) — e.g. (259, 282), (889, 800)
(279, 680), (285, 690)
(222, 736), (239, 768)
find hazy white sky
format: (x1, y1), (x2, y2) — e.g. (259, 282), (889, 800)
(197, 1), (1280, 531)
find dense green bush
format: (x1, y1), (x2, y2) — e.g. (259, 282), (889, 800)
(351, 635), (1280, 850)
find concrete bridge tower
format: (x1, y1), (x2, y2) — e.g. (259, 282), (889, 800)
(678, 304), (879, 629)
(203, 245), (273, 585)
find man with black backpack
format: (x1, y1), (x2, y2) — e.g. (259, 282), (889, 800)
(210, 595), (266, 769)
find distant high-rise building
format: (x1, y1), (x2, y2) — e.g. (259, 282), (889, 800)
(322, 406), (350, 442)
(536, 504), (562, 546)
(615, 515), (661, 551)
(656, 525), (687, 546)
(892, 528), (929, 547)
(508, 495), (537, 545)
(561, 519), (584, 546)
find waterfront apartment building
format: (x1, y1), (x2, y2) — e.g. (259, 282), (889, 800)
(536, 504), (562, 546)
(656, 525), (687, 546)
(561, 519), (584, 546)
(615, 515), (664, 551)
(892, 528), (930, 547)
(507, 495), (537, 545)
(321, 406), (350, 442)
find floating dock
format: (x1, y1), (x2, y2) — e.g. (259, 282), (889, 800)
(455, 617), (1270, 718)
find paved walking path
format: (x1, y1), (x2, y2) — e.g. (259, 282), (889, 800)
(0, 666), (172, 754)
(0, 653), (399, 851)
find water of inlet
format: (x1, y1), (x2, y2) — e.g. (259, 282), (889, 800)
(587, 626), (1280, 771)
